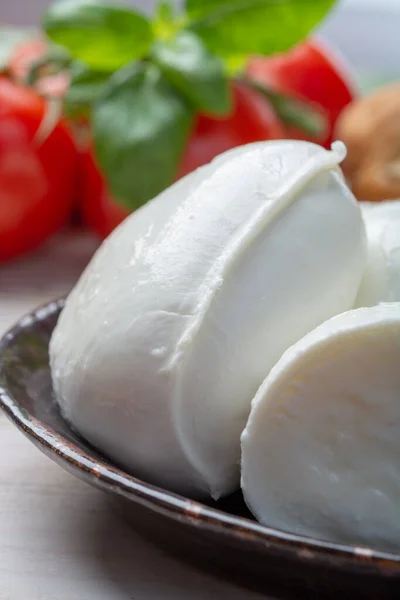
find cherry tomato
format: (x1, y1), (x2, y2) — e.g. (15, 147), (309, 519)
(8, 38), (69, 98)
(79, 148), (128, 239)
(9, 39), (47, 80)
(177, 81), (284, 177)
(0, 77), (77, 261)
(80, 82), (285, 238)
(246, 39), (356, 147)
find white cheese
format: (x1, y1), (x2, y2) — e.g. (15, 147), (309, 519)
(50, 140), (366, 499)
(241, 303), (400, 551)
(356, 201), (400, 306)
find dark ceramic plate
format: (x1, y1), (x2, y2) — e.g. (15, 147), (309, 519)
(1, 299), (400, 599)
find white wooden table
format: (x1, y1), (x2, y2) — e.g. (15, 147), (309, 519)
(0, 234), (266, 600)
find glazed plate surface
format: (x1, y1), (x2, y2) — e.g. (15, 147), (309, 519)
(1, 299), (400, 599)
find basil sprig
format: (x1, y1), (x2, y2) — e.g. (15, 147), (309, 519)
(42, 0), (336, 211)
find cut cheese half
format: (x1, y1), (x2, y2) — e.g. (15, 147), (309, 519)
(241, 303), (400, 551)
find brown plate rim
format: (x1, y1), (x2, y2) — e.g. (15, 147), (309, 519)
(1, 298), (400, 575)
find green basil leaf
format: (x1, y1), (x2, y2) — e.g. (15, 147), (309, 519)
(267, 92), (327, 138)
(155, 0), (175, 24)
(186, 0), (229, 19)
(43, 0), (153, 70)
(151, 31), (231, 116)
(152, 0), (182, 41)
(186, 0), (337, 56)
(64, 61), (110, 117)
(93, 63), (194, 210)
(223, 53), (250, 76)
(248, 78), (327, 137)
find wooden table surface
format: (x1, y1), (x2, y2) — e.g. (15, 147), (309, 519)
(0, 234), (267, 600)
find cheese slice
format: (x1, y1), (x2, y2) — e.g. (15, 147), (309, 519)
(356, 201), (400, 306)
(50, 140), (366, 499)
(241, 303), (400, 551)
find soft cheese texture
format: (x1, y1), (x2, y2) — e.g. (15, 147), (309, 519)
(50, 140), (366, 499)
(241, 303), (400, 551)
(356, 201), (400, 306)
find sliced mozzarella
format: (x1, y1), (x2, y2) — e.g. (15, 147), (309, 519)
(241, 303), (400, 551)
(50, 140), (366, 499)
(356, 201), (400, 306)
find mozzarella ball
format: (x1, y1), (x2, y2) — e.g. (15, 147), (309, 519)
(356, 201), (400, 306)
(50, 140), (366, 500)
(241, 303), (400, 551)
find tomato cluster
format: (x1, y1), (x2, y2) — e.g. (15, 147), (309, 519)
(0, 77), (76, 261)
(0, 38), (354, 260)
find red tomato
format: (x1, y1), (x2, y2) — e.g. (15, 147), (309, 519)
(9, 39), (47, 80)
(80, 82), (285, 238)
(9, 38), (69, 98)
(79, 148), (128, 239)
(177, 81), (284, 177)
(0, 77), (77, 261)
(247, 39), (356, 147)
